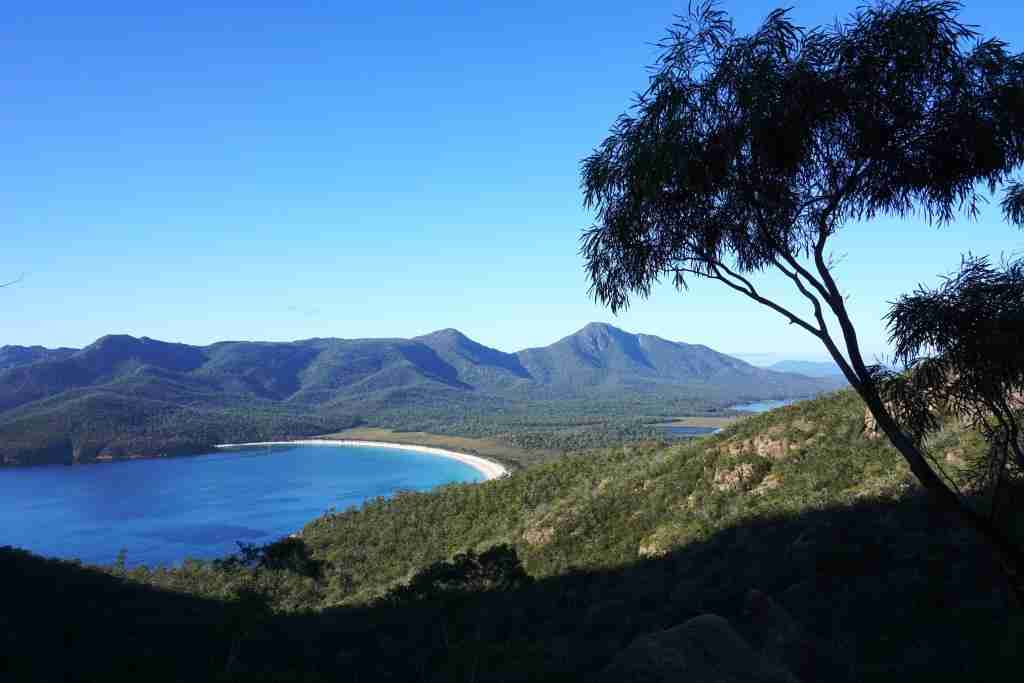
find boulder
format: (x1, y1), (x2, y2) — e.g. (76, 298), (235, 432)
(600, 613), (799, 682)
(744, 589), (846, 683)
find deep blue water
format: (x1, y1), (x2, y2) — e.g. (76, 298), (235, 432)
(728, 398), (798, 413)
(0, 444), (483, 568)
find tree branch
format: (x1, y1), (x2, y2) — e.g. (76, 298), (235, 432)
(769, 254), (861, 383)
(812, 164), (876, 386)
(755, 223), (834, 304)
(771, 256), (828, 330)
(680, 261), (826, 338)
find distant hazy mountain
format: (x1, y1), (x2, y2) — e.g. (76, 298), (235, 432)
(0, 323), (841, 466)
(767, 360), (846, 378)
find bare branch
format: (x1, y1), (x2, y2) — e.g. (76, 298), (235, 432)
(771, 256), (827, 327)
(697, 261), (826, 339)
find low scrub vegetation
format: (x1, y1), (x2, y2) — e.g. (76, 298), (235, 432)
(5, 387), (1016, 681)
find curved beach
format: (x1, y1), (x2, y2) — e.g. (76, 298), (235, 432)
(213, 439), (509, 481)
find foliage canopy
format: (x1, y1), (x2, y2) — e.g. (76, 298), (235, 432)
(884, 255), (1024, 518)
(583, 0), (1024, 318)
(581, 0), (1024, 598)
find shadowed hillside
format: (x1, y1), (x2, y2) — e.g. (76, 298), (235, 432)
(3, 389), (1020, 681)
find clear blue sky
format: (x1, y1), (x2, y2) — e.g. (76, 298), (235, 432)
(3, 1), (1022, 362)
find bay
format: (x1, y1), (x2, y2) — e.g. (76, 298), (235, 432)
(0, 443), (483, 567)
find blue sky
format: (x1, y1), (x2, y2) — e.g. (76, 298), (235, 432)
(3, 1), (1022, 362)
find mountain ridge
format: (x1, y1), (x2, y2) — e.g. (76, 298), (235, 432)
(0, 323), (842, 466)
(0, 344), (78, 372)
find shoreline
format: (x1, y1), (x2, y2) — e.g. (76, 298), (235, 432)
(213, 439), (509, 481)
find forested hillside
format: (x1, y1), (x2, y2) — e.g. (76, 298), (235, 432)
(0, 344), (77, 371)
(7, 389), (1009, 681)
(0, 324), (839, 466)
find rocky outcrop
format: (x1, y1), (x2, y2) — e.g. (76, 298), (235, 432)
(863, 406), (884, 439)
(721, 426), (799, 461)
(600, 613), (800, 682)
(714, 462), (757, 492)
(751, 473), (782, 495)
(744, 590), (845, 682)
(522, 525), (555, 547)
(751, 434), (797, 460)
(638, 537), (668, 559)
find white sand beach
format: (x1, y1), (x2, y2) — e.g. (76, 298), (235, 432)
(213, 439), (509, 481)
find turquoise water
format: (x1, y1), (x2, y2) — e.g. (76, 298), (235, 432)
(729, 399), (798, 412)
(0, 443), (483, 568)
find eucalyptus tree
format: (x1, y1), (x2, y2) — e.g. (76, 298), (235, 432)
(580, 1), (1024, 596)
(885, 256), (1024, 523)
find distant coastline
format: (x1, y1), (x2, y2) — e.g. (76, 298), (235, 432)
(214, 439), (509, 481)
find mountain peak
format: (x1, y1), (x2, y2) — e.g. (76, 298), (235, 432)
(419, 328), (469, 340)
(415, 328), (477, 349)
(576, 322), (629, 337)
(84, 334), (143, 351)
(79, 334), (207, 374)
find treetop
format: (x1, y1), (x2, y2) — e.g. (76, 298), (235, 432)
(582, 0), (1024, 312)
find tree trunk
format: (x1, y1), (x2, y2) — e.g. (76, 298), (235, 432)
(857, 383), (1024, 608)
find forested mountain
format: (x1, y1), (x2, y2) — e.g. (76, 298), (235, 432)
(0, 344), (77, 371)
(518, 323), (818, 395)
(0, 324), (841, 466)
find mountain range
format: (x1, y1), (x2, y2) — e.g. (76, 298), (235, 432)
(0, 323), (841, 466)
(0, 345), (77, 371)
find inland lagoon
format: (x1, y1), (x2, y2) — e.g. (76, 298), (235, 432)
(728, 398), (799, 413)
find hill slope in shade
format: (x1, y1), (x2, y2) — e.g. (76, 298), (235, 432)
(44, 388), (1010, 682)
(0, 324), (842, 466)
